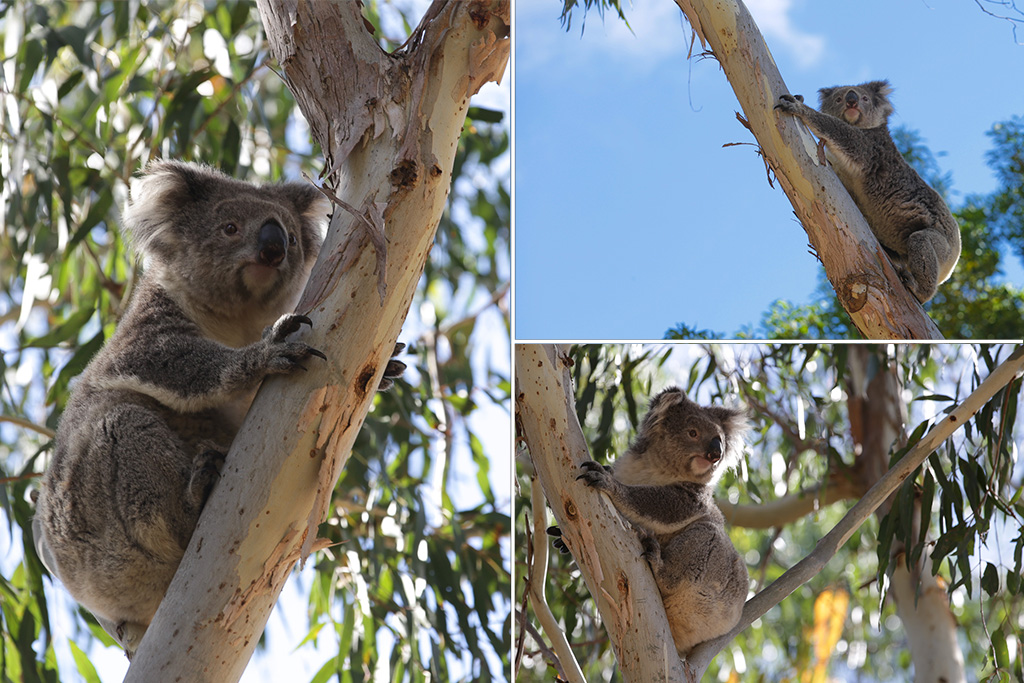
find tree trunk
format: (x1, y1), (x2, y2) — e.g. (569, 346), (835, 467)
(124, 2), (509, 680)
(672, 0), (942, 339)
(515, 344), (688, 682)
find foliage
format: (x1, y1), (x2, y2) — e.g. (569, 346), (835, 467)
(515, 344), (1023, 682)
(0, 1), (510, 681)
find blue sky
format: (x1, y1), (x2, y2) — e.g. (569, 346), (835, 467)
(513, 0), (1024, 339)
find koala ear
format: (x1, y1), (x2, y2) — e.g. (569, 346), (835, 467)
(275, 181), (329, 254)
(707, 405), (749, 472)
(817, 86), (838, 108)
(276, 182), (329, 220)
(865, 80), (893, 98)
(122, 160), (218, 260)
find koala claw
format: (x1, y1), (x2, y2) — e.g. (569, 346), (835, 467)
(774, 93), (804, 112)
(269, 313), (313, 341)
(546, 525), (572, 554)
(576, 460), (615, 490)
(376, 342), (407, 392)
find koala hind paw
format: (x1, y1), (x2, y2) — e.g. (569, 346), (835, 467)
(546, 525), (572, 554)
(188, 449), (226, 508)
(376, 342), (407, 392)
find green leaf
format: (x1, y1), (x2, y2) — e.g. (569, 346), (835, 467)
(981, 562), (1000, 595)
(68, 640), (101, 683)
(24, 306), (96, 348)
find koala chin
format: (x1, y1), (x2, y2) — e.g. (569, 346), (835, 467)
(33, 161), (405, 658)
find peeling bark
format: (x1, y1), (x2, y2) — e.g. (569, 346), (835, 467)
(123, 2), (509, 680)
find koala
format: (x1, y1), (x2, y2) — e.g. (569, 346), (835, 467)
(33, 160), (405, 657)
(575, 387), (748, 659)
(775, 80), (961, 303)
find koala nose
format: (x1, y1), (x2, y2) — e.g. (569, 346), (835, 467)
(707, 436), (724, 463)
(258, 221), (287, 267)
(844, 90), (858, 107)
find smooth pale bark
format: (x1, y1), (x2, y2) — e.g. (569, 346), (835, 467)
(124, 2), (509, 680)
(673, 0), (942, 339)
(515, 344), (688, 682)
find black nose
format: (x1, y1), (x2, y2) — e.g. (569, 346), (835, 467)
(707, 436), (724, 462)
(845, 90), (858, 107)
(258, 221), (287, 267)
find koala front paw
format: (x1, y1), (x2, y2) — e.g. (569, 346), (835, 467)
(774, 93), (805, 113)
(376, 342), (407, 392)
(263, 314), (327, 373)
(576, 460), (616, 492)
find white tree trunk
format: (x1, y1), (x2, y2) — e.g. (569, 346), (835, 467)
(673, 0), (942, 339)
(124, 2), (509, 680)
(515, 344), (688, 683)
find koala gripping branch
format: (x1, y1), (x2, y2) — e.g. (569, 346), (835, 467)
(673, 0), (942, 339)
(123, 2), (509, 681)
(516, 345), (690, 683)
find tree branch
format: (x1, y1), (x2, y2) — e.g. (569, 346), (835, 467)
(673, 0), (942, 339)
(717, 476), (861, 529)
(685, 344), (1024, 676)
(526, 478), (586, 683)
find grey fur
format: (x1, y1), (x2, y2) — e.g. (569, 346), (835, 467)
(33, 161), (403, 658)
(577, 387), (748, 659)
(775, 80), (961, 303)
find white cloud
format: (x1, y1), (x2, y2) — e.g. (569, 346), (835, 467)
(515, 0), (824, 75)
(745, 0), (824, 68)
(516, 0), (689, 74)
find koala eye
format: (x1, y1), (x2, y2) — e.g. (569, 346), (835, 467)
(288, 233), (297, 246)
(223, 223), (239, 236)
(688, 428), (698, 438)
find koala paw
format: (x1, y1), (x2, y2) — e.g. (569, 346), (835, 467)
(262, 314), (327, 373)
(546, 525), (572, 554)
(376, 342), (407, 392)
(774, 93), (805, 114)
(576, 460), (616, 492)
(114, 620), (148, 660)
(188, 448), (226, 509)
(640, 534), (664, 571)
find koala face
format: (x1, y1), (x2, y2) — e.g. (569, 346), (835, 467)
(818, 80), (894, 129)
(123, 161), (329, 334)
(618, 387), (746, 487)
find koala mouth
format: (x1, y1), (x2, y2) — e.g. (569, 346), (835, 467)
(691, 455), (718, 475)
(241, 262), (283, 294)
(842, 107), (861, 124)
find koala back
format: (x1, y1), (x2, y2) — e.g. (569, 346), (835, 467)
(123, 160), (329, 347)
(612, 387), (747, 488)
